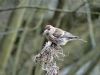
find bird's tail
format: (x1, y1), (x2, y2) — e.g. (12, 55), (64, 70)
(68, 36), (87, 43)
(76, 38), (87, 43)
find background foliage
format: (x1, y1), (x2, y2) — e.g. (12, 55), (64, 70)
(0, 0), (100, 75)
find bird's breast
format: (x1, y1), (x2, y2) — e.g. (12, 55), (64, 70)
(58, 38), (68, 45)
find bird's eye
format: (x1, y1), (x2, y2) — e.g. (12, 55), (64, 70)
(48, 28), (50, 30)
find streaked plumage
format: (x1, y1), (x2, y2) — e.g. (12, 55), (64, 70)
(43, 25), (86, 45)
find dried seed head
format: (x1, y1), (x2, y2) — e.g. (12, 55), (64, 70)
(32, 41), (65, 75)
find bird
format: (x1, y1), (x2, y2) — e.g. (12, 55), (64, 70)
(43, 25), (86, 46)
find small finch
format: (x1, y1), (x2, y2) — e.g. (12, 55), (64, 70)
(43, 25), (86, 45)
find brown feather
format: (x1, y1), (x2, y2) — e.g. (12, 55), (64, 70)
(53, 28), (64, 38)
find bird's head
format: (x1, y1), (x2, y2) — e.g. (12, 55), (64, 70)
(43, 25), (55, 36)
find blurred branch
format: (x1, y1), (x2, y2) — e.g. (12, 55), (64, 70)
(73, 0), (92, 12)
(84, 0), (96, 48)
(0, 0), (29, 74)
(73, 1), (86, 12)
(0, 6), (100, 15)
(0, 0), (5, 5)
(12, 26), (29, 75)
(55, 0), (66, 27)
(0, 25), (40, 36)
(67, 45), (100, 75)
(13, 1), (40, 74)
(83, 54), (100, 75)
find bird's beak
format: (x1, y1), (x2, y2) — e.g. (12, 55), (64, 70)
(43, 30), (48, 36)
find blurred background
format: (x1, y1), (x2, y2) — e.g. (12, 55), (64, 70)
(0, 0), (100, 75)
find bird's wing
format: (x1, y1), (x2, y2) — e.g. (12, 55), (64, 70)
(53, 28), (64, 38)
(48, 34), (58, 44)
(62, 32), (79, 38)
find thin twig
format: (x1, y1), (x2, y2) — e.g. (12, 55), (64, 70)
(0, 6), (100, 15)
